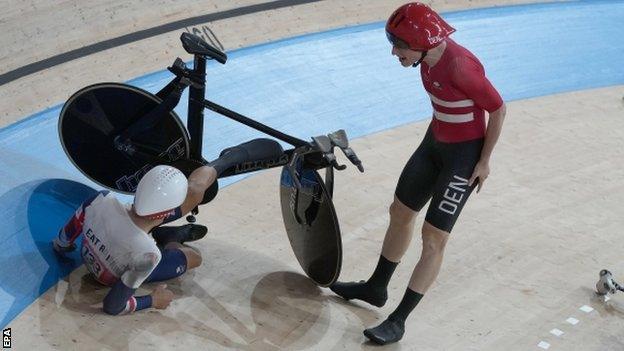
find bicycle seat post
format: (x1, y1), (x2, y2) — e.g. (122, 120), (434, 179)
(187, 54), (207, 161)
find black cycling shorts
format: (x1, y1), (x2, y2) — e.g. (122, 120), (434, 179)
(395, 127), (484, 233)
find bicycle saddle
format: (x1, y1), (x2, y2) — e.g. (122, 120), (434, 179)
(180, 32), (227, 64)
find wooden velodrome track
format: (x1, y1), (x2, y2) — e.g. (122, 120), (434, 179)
(2, 1), (623, 350)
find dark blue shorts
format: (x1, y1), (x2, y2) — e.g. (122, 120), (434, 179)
(145, 248), (188, 282)
(395, 127), (483, 233)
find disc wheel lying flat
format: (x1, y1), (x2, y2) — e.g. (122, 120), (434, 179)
(58, 83), (190, 193)
(279, 165), (342, 287)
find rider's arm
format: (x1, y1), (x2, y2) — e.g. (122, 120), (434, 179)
(161, 139), (281, 223)
(449, 56), (503, 114)
(53, 191), (109, 253)
(157, 166), (216, 225)
(102, 280), (152, 315)
(102, 251), (160, 315)
(450, 56), (506, 161)
(479, 104), (506, 161)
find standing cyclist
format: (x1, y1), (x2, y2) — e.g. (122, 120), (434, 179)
(331, 2), (506, 345)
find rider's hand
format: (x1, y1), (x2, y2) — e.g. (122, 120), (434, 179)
(53, 238), (76, 254)
(151, 284), (174, 309)
(469, 159), (490, 193)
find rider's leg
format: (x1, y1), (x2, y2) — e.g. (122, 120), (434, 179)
(330, 197), (418, 307)
(144, 243), (202, 283)
(363, 221), (449, 345)
(331, 130), (437, 307)
(364, 137), (483, 345)
(208, 138), (284, 176)
(166, 242), (202, 270)
(381, 196), (419, 262)
(407, 221), (449, 293)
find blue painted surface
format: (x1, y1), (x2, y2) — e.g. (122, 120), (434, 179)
(1, 0), (623, 327)
(0, 180), (96, 327)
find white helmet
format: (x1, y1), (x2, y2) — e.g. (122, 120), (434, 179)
(134, 165), (188, 217)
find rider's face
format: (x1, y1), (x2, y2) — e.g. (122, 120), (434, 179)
(391, 45), (424, 67)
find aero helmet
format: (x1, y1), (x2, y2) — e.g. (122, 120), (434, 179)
(134, 165), (188, 218)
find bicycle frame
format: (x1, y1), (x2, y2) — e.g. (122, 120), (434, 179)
(163, 36), (338, 181)
(58, 32), (360, 286)
(115, 33), (362, 189)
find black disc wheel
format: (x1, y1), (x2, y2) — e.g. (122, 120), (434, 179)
(58, 83), (190, 193)
(280, 163), (342, 287)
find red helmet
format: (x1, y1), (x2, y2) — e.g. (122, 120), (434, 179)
(386, 2), (455, 51)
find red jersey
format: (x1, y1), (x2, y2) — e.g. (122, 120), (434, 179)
(421, 38), (503, 143)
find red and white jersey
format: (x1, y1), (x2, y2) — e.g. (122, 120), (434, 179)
(420, 38), (503, 143)
(59, 191), (161, 288)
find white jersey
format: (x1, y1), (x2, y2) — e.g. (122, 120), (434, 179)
(78, 192), (161, 288)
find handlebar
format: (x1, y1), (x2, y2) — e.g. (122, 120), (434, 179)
(328, 129), (364, 173)
(286, 129), (364, 190)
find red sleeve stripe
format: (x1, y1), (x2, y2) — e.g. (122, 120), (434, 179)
(62, 206), (86, 242)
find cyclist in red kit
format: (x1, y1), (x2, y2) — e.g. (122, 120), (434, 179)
(331, 2), (507, 344)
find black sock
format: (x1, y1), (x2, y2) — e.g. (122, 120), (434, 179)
(388, 288), (424, 323)
(363, 287), (423, 345)
(367, 255), (399, 289)
(330, 255), (398, 307)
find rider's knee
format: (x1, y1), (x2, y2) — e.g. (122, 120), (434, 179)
(181, 247), (202, 269)
(389, 197), (417, 225)
(421, 222), (449, 254)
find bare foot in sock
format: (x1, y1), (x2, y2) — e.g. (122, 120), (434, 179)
(363, 317), (405, 345)
(329, 280), (388, 307)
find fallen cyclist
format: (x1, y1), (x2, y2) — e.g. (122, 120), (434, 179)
(53, 138), (283, 314)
